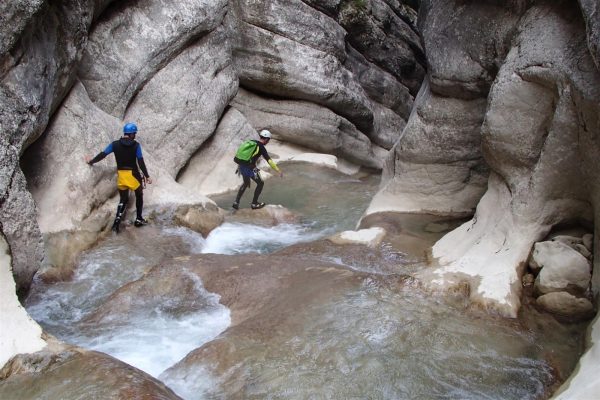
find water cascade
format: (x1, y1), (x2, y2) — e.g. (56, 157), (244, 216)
(23, 164), (586, 399)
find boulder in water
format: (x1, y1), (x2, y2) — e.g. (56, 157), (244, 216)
(536, 292), (595, 321)
(328, 227), (387, 248)
(0, 345), (181, 400)
(173, 203), (225, 237)
(226, 204), (299, 226)
(532, 241), (591, 295)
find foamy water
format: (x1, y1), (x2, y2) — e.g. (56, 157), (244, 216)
(22, 165), (586, 399)
(79, 305), (230, 378)
(26, 226), (231, 380)
(201, 222), (334, 254)
(26, 220), (326, 382)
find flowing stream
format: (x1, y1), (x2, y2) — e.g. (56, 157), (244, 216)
(25, 163), (586, 399)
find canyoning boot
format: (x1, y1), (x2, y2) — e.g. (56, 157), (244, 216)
(251, 202), (266, 210)
(112, 203), (126, 233)
(232, 201), (239, 210)
(111, 217), (121, 233)
(134, 217), (148, 227)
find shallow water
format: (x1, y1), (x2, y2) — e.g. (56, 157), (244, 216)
(212, 162), (381, 233)
(24, 163), (586, 399)
(190, 280), (580, 400)
(26, 226), (230, 380)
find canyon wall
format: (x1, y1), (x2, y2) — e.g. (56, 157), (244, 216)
(361, 1), (600, 396)
(2, 0), (600, 397)
(1, 0), (423, 295)
(365, 0), (600, 318)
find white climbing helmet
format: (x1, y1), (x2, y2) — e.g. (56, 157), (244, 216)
(259, 129), (272, 139)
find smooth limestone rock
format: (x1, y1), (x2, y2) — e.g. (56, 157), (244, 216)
(226, 205), (299, 226)
(125, 25), (238, 176)
(344, 45), (413, 121)
(1, 0), (98, 294)
(173, 204), (225, 237)
(328, 227), (387, 248)
(0, 346), (182, 400)
(579, 0), (600, 69)
(229, 0), (375, 133)
(0, 235), (46, 369)
(575, 244), (592, 260)
(231, 88), (384, 169)
(536, 291), (595, 321)
(178, 108), (255, 197)
(550, 235), (584, 250)
(333, 0), (425, 94)
(533, 242), (591, 295)
(79, 0), (228, 117)
(583, 233), (593, 252)
(418, 2), (600, 317)
(366, 79), (489, 215)
(283, 153), (361, 175)
(366, 1), (527, 218)
(22, 81), (122, 234)
(530, 240), (590, 272)
(553, 313), (600, 399)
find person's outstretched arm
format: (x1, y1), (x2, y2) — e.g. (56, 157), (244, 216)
(259, 144), (283, 177)
(267, 159), (283, 177)
(87, 143), (113, 165)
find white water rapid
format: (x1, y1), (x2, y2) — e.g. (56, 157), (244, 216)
(23, 164), (587, 399)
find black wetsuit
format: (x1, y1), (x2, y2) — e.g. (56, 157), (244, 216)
(88, 137), (149, 220)
(234, 140), (271, 205)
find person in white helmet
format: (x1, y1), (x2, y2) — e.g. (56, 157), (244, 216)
(232, 129), (283, 209)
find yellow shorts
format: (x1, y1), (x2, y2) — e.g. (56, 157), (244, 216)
(117, 170), (141, 191)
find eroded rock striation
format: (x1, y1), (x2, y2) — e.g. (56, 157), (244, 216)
(4, 0), (600, 397)
(363, 0), (600, 319)
(2, 0), (421, 296)
(361, 2), (600, 395)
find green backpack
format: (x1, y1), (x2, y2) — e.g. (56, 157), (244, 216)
(234, 140), (259, 163)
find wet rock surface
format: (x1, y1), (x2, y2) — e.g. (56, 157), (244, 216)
(0, 346), (182, 400)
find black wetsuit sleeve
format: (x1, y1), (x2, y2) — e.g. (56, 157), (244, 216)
(258, 143), (270, 161)
(138, 157), (149, 178)
(88, 152), (108, 165)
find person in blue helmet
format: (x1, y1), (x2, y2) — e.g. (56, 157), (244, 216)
(86, 122), (153, 233)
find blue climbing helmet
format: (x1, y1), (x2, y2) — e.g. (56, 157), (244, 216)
(123, 122), (138, 135)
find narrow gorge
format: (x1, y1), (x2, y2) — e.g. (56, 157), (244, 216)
(1, 0), (599, 399)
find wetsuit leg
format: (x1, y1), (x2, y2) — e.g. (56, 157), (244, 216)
(235, 175), (251, 204)
(117, 190), (129, 218)
(134, 186), (144, 219)
(112, 190), (129, 232)
(251, 172), (264, 204)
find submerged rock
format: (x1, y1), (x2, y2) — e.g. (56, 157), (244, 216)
(0, 346), (181, 400)
(328, 227), (387, 248)
(173, 203), (225, 237)
(536, 292), (595, 321)
(226, 204), (299, 226)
